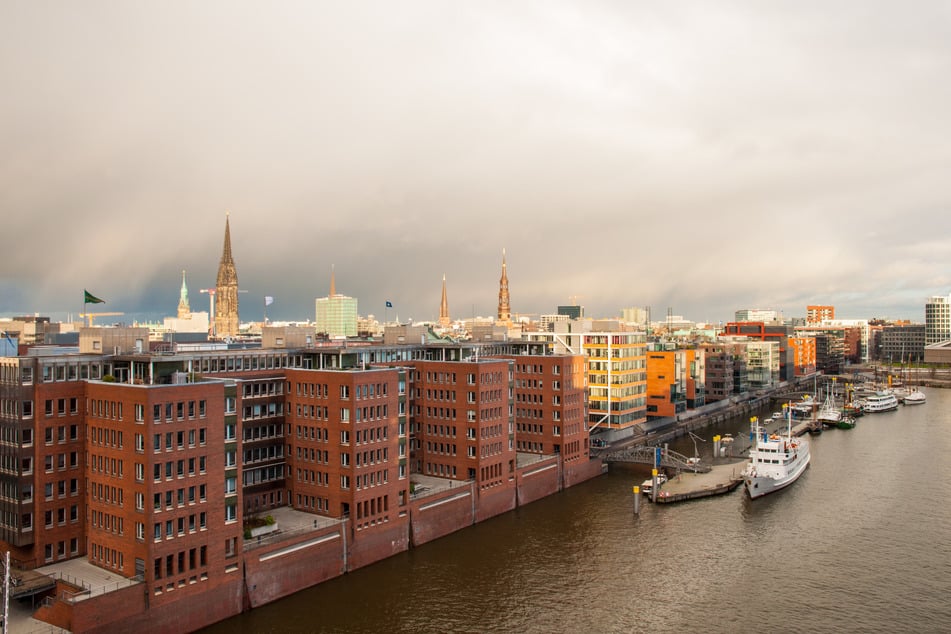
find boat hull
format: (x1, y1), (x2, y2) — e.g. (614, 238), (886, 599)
(744, 454), (810, 499)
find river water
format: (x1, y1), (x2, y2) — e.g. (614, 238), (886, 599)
(204, 389), (951, 634)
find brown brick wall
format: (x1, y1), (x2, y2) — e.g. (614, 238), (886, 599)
(474, 481), (517, 522)
(564, 458), (605, 488)
(515, 457), (561, 506)
(70, 577), (244, 634)
(347, 515), (410, 570)
(408, 484), (475, 546)
(244, 524), (346, 608)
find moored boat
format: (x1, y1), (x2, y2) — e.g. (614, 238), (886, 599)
(816, 394), (842, 427)
(863, 391), (899, 413)
(790, 395), (816, 419)
(903, 389), (926, 405)
(842, 402), (865, 418)
(640, 473), (668, 496)
(742, 409), (811, 499)
(835, 416), (856, 430)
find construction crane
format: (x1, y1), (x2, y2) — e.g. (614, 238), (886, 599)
(568, 295), (584, 306)
(200, 288), (248, 337)
(79, 312), (124, 327)
(199, 289), (216, 328)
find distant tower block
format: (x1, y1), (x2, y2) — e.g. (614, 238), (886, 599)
(497, 249), (511, 325)
(439, 274), (451, 327)
(214, 213), (240, 338)
(177, 270), (191, 318)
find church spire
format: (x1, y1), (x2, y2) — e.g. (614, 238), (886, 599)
(177, 269), (191, 318)
(214, 212), (239, 338)
(330, 264), (336, 297)
(497, 249), (511, 324)
(439, 274), (451, 327)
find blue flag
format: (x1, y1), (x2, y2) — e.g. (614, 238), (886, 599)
(386, 301), (393, 308)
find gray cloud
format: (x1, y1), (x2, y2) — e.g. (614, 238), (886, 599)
(3, 1), (951, 324)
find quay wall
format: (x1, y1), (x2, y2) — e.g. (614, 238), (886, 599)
(65, 577), (244, 634)
(35, 453), (606, 633)
(474, 481), (518, 523)
(515, 457), (561, 506)
(564, 457), (605, 488)
(347, 516), (411, 571)
(244, 523), (346, 608)
(409, 484), (476, 547)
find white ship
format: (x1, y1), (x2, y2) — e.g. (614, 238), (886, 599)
(862, 391), (899, 413)
(742, 409), (811, 499)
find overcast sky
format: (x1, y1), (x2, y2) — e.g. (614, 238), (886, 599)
(3, 1), (951, 325)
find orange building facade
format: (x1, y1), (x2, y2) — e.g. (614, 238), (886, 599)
(645, 349), (703, 419)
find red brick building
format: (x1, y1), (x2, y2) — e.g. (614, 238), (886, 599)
(407, 359), (514, 489)
(284, 367), (406, 528)
(1, 338), (601, 632)
(505, 354), (588, 464)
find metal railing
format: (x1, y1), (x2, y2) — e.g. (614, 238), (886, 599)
(605, 445), (712, 473)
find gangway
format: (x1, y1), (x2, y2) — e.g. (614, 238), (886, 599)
(604, 444), (711, 473)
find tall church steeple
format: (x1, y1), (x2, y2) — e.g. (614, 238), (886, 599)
(177, 270), (191, 318)
(329, 264), (336, 297)
(439, 274), (451, 327)
(497, 249), (511, 325)
(214, 213), (240, 338)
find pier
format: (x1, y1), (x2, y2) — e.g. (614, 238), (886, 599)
(652, 462), (745, 503)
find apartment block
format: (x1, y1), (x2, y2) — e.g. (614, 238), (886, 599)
(284, 367), (406, 527)
(406, 359), (514, 489)
(506, 354), (588, 463)
(645, 348), (704, 419)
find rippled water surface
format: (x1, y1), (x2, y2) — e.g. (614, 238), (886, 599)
(204, 390), (951, 633)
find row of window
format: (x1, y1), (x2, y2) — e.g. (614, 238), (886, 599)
(147, 428), (207, 453)
(139, 457), (207, 483)
(91, 510), (123, 535)
(138, 400), (208, 423)
(514, 363), (562, 375)
(43, 538), (79, 563)
(152, 513), (208, 540)
(153, 546), (207, 581)
(149, 484), (208, 511)
(293, 382), (389, 399)
(90, 482), (124, 506)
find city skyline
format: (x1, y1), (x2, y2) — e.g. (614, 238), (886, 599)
(3, 3), (951, 323)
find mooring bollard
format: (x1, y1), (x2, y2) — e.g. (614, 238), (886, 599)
(633, 485), (640, 515)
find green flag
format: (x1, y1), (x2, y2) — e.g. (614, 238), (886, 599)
(84, 290), (105, 304)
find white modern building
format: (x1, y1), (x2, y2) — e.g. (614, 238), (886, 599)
(925, 294), (951, 345)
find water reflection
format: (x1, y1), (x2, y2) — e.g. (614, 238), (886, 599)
(204, 391), (951, 634)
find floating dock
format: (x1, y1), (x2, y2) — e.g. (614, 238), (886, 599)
(653, 462), (745, 503)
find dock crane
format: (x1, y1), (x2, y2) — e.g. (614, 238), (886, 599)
(687, 431), (706, 465)
(79, 312), (124, 327)
(199, 289), (216, 331)
(200, 287), (248, 337)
